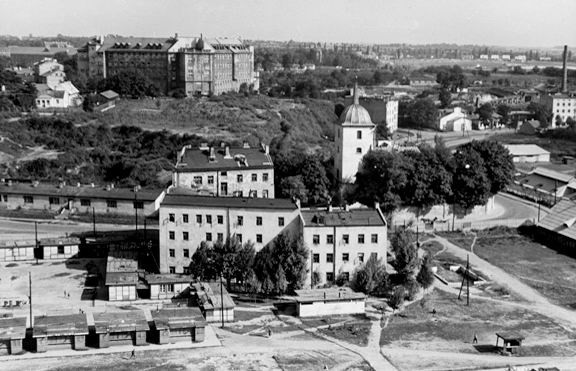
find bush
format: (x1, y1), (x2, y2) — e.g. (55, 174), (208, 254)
(404, 277), (420, 301)
(389, 286), (405, 311)
(416, 254), (435, 290)
(335, 272), (349, 287)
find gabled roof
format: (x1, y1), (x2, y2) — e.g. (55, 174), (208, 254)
(538, 199), (576, 241)
(293, 288), (366, 303)
(92, 310), (149, 334)
(33, 314), (88, 337)
(151, 307), (206, 330)
(98, 36), (177, 52)
(54, 81), (79, 95)
(0, 317), (27, 340)
(191, 282), (235, 310)
(100, 90), (119, 100)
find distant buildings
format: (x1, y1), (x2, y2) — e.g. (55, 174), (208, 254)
(540, 93), (576, 127)
(0, 41), (76, 67)
(504, 144), (550, 163)
(32, 58), (81, 109)
(343, 90), (399, 134)
(77, 35), (258, 96)
(437, 107), (472, 132)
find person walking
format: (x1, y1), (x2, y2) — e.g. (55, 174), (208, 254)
(473, 333), (478, 344)
(130, 349), (136, 359)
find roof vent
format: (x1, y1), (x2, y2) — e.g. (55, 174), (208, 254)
(199, 142), (209, 151)
(32, 181), (39, 188)
(209, 147), (216, 162)
(242, 141), (250, 149)
(224, 146), (232, 159)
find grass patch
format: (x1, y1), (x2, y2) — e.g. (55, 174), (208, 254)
(233, 308), (272, 322)
(421, 240), (443, 256)
(318, 320), (372, 347)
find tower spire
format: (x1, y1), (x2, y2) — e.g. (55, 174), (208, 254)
(353, 77), (359, 105)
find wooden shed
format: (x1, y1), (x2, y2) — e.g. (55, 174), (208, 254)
(149, 307), (206, 344)
(0, 316), (27, 355)
(32, 313), (88, 352)
(496, 332), (525, 354)
(191, 282), (235, 323)
(90, 310), (149, 348)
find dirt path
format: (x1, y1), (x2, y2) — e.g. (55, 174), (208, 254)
(431, 235), (576, 331)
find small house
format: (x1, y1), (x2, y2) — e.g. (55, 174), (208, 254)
(32, 313), (88, 352)
(146, 274), (191, 300)
(495, 332), (525, 354)
(517, 119), (540, 135)
(149, 307), (206, 344)
(105, 272), (138, 301)
(37, 237), (80, 260)
(0, 316), (27, 355)
(191, 282), (235, 323)
(291, 288), (366, 317)
(0, 240), (35, 262)
(504, 144), (551, 163)
(90, 310), (149, 348)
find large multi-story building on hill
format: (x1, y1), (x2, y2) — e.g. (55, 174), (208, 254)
(540, 93), (576, 127)
(77, 35), (257, 96)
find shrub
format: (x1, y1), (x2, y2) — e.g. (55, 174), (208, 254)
(389, 286), (405, 311)
(404, 277), (420, 301)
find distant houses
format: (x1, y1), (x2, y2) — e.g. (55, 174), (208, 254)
(438, 107), (472, 132)
(504, 144), (550, 163)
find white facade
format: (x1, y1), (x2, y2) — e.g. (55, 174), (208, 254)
(149, 282), (189, 300)
(504, 144), (551, 163)
(385, 99), (399, 133)
(438, 107), (472, 132)
(541, 94), (576, 127)
(108, 285), (137, 301)
(41, 244), (78, 260)
(173, 168), (274, 198)
(297, 299), (365, 317)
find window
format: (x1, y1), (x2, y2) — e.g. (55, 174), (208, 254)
(169, 249), (175, 257)
(250, 190), (257, 198)
(221, 171), (227, 176)
(263, 173), (269, 182)
(371, 234), (378, 243)
(79, 198), (91, 206)
(237, 234), (242, 243)
(2, 194), (7, 202)
(326, 253), (334, 263)
(57, 245), (64, 254)
(49, 197), (60, 205)
(358, 252), (364, 262)
(107, 200), (117, 208)
(220, 182), (228, 195)
(23, 195), (34, 204)
(196, 214), (202, 223)
(183, 267), (190, 274)
(217, 233), (224, 242)
(357, 130), (362, 139)
(169, 231), (175, 240)
(169, 267), (176, 274)
(207, 175), (214, 185)
(183, 214), (189, 223)
(256, 216), (262, 226)
(237, 174), (243, 183)
(206, 233), (212, 242)
(313, 235), (320, 244)
(133, 201), (144, 209)
(326, 234), (334, 244)
(356, 147), (362, 154)
(313, 253), (320, 263)
(358, 234), (365, 244)
(343, 234), (349, 244)
(169, 213), (175, 222)
(183, 232), (189, 241)
(342, 253), (349, 262)
(263, 190), (269, 198)
(237, 216), (243, 226)
(217, 215), (224, 224)
(256, 234), (263, 243)
(183, 249), (189, 258)
(206, 215), (212, 224)
(326, 272), (334, 282)
(278, 217), (284, 226)
(193, 176), (202, 185)
(251, 173), (257, 182)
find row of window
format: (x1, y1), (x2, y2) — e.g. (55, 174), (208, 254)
(313, 252), (376, 264)
(312, 233), (378, 244)
(167, 266), (188, 274)
(4, 195), (143, 209)
(168, 213), (285, 227)
(168, 231), (261, 244)
(192, 172), (269, 185)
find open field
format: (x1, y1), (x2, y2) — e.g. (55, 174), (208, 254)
(471, 228), (576, 308)
(381, 289), (576, 357)
(491, 132), (576, 159)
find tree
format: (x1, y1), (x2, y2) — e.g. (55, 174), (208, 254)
(451, 145), (491, 211)
(189, 242), (218, 281)
(566, 117), (576, 130)
(391, 229), (419, 282)
(300, 155), (330, 204)
(234, 242), (256, 286)
(408, 98), (438, 130)
(279, 175), (309, 203)
(477, 103), (494, 125)
(496, 104), (511, 126)
(416, 254), (435, 290)
(463, 140), (514, 195)
(527, 102), (552, 128)
(389, 286), (405, 312)
(436, 65), (467, 92)
(439, 88), (451, 108)
(351, 254), (388, 296)
(274, 267), (288, 294)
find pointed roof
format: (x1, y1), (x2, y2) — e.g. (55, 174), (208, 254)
(338, 82), (375, 127)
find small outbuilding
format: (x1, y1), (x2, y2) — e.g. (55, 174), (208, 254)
(504, 144), (550, 163)
(292, 288), (366, 317)
(495, 332), (525, 354)
(0, 316), (27, 355)
(149, 307), (206, 344)
(146, 274), (191, 300)
(32, 313), (88, 352)
(191, 282), (235, 323)
(90, 310), (149, 348)
(37, 237), (80, 260)
(105, 272), (138, 301)
(0, 240), (35, 262)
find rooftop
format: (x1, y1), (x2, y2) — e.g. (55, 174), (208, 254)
(162, 193), (297, 210)
(93, 310), (149, 333)
(151, 307), (206, 330)
(339, 83), (375, 127)
(301, 207), (385, 227)
(33, 313), (88, 337)
(100, 90), (119, 100)
(175, 145), (273, 172)
(0, 317), (27, 340)
(191, 282), (235, 310)
(538, 199), (576, 241)
(146, 274), (191, 285)
(0, 182), (163, 201)
(293, 288), (366, 303)
(504, 144), (550, 157)
(105, 272), (138, 286)
(39, 237), (81, 246)
(98, 36), (177, 52)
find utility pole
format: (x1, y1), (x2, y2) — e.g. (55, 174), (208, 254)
(220, 273), (225, 328)
(34, 221), (38, 264)
(92, 207), (96, 238)
(134, 190), (138, 233)
(28, 272), (33, 327)
(458, 254), (470, 306)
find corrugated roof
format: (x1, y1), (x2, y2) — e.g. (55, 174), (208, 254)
(0, 183), (163, 201)
(146, 273), (191, 284)
(151, 307), (205, 330)
(538, 199), (576, 241)
(175, 146), (273, 172)
(93, 310), (149, 333)
(293, 288), (366, 303)
(105, 272), (138, 286)
(531, 167), (574, 183)
(33, 314), (88, 337)
(192, 282), (235, 310)
(162, 193), (297, 210)
(505, 144), (550, 157)
(301, 207), (385, 227)
(0, 317), (27, 340)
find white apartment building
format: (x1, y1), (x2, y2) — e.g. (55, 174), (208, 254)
(173, 143), (274, 198)
(540, 93), (576, 127)
(301, 206), (387, 287)
(158, 193), (301, 274)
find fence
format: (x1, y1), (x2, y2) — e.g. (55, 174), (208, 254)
(391, 217), (534, 233)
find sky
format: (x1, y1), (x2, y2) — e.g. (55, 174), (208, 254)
(1, 0), (575, 47)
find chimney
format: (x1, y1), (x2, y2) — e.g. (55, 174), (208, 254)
(344, 204), (350, 212)
(294, 198), (301, 209)
(265, 145), (269, 155)
(327, 205), (333, 212)
(242, 141), (250, 149)
(175, 32), (179, 39)
(562, 45), (568, 94)
(199, 142), (209, 151)
(209, 147), (216, 162)
(224, 146), (232, 159)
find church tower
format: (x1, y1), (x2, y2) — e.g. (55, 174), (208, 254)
(335, 83), (376, 183)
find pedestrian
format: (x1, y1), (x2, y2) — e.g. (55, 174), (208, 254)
(473, 333), (478, 344)
(431, 308), (437, 315)
(267, 327), (272, 338)
(67, 293), (70, 299)
(130, 349), (136, 359)
(64, 290), (66, 298)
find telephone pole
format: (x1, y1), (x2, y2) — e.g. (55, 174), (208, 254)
(29, 272), (33, 327)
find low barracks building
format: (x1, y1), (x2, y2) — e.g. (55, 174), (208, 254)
(159, 194), (301, 274)
(158, 193), (388, 285)
(173, 143), (274, 198)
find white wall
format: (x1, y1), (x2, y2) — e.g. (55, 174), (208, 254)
(298, 299), (365, 317)
(174, 168), (274, 198)
(335, 125), (375, 182)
